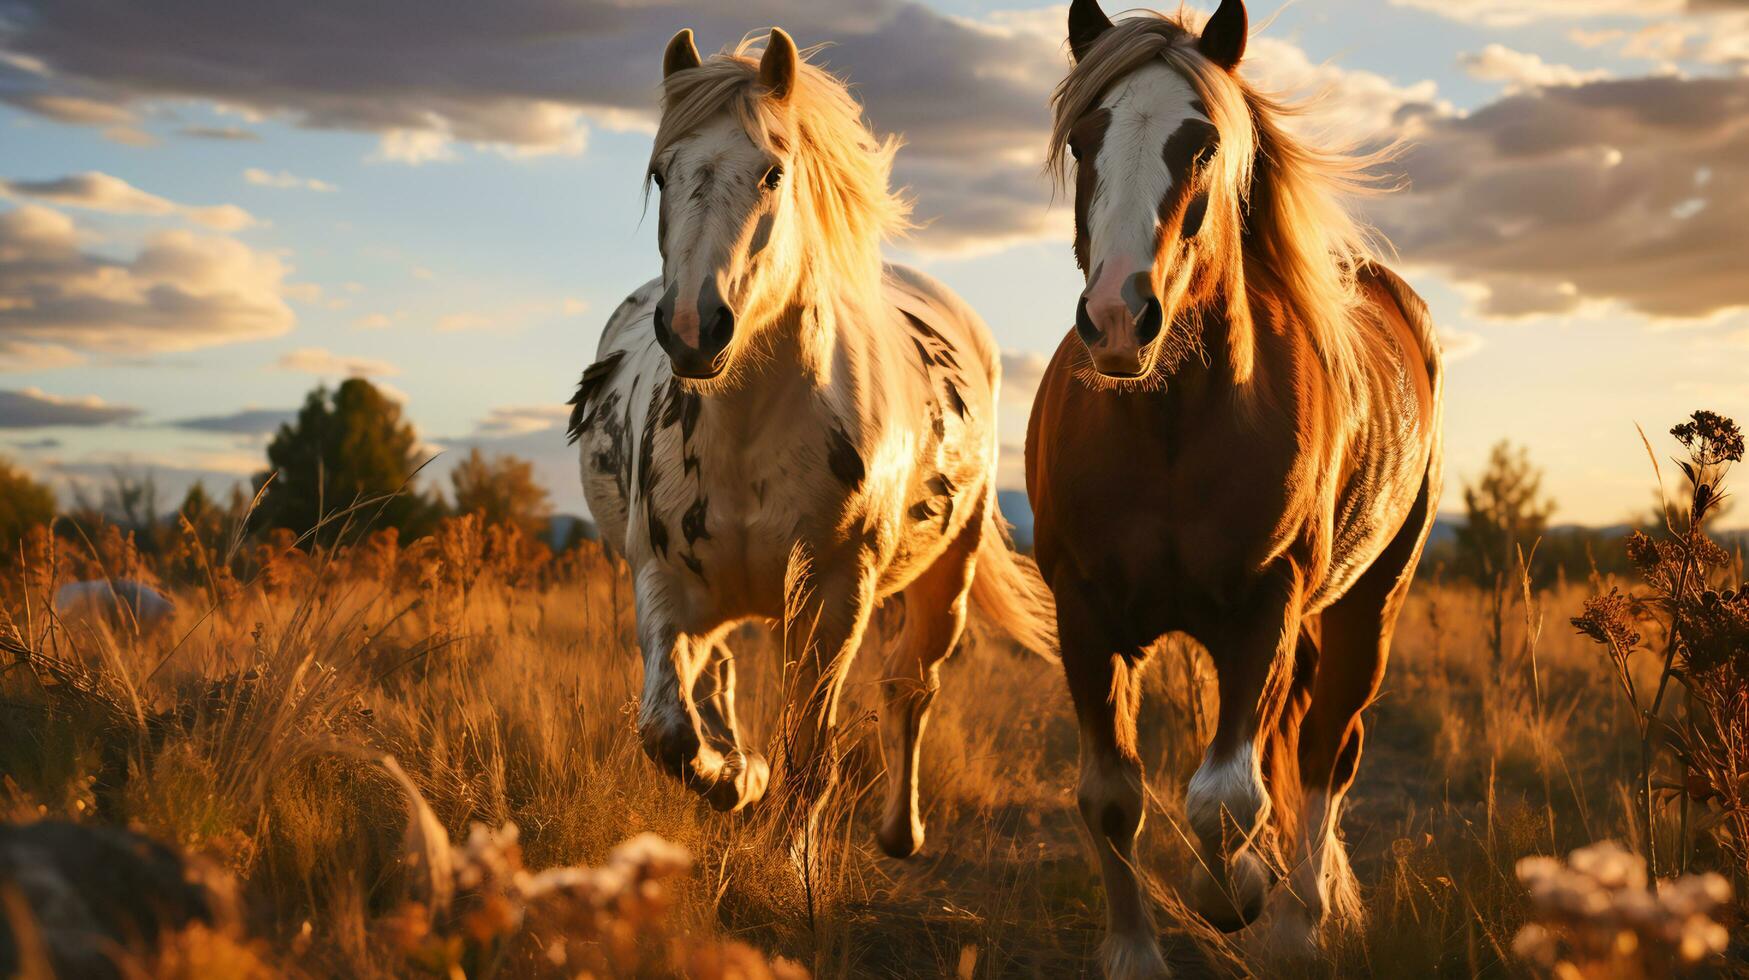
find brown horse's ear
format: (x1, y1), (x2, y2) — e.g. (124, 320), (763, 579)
(759, 28), (798, 102)
(1198, 0), (1247, 71)
(1068, 0), (1113, 62)
(664, 29), (702, 78)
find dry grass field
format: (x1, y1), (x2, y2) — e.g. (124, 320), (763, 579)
(0, 513), (1742, 978)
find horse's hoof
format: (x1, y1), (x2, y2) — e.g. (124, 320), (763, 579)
(702, 750), (769, 813)
(874, 813), (924, 858)
(638, 719), (701, 779)
(1101, 931), (1171, 979)
(1188, 850), (1271, 932)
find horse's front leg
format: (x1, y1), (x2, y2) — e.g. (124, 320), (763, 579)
(773, 548), (877, 834)
(632, 571), (766, 812)
(692, 638), (771, 812)
(1185, 565), (1305, 932)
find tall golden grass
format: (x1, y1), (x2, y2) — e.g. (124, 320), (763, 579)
(0, 502), (1742, 977)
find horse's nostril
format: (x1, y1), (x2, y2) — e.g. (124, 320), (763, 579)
(704, 305), (735, 352)
(710, 308), (738, 350)
(1135, 297), (1163, 345)
(653, 304), (672, 344)
(1075, 295), (1101, 344)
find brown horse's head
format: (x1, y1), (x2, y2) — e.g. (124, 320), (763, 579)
(1050, 0), (1255, 380)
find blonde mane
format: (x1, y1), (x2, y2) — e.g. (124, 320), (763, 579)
(649, 36), (911, 314)
(1047, 11), (1391, 398)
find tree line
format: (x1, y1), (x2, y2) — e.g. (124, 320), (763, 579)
(0, 378), (567, 560)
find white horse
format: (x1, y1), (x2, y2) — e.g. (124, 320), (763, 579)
(569, 28), (1055, 854)
(54, 579), (176, 632)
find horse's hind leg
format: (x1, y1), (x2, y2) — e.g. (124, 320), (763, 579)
(1058, 579), (1168, 979)
(691, 639), (771, 812)
(1262, 472), (1436, 956)
(1185, 568), (1304, 932)
(875, 505), (980, 858)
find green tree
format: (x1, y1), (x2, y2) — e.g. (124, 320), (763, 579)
(0, 457), (55, 556)
(1456, 440), (1557, 663)
(254, 379), (441, 542)
(449, 448), (553, 537)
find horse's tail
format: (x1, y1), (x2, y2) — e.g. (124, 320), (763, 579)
(968, 508), (1059, 662)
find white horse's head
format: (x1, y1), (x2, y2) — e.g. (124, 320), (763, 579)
(646, 29), (907, 381)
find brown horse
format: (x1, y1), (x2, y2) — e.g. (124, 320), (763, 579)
(1024, 1), (1443, 974)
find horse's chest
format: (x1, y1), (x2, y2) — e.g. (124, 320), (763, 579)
(1036, 417), (1295, 622)
(642, 431), (816, 594)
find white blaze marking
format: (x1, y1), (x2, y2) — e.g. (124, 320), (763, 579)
(1084, 62), (1205, 307)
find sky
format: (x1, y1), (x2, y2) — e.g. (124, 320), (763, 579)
(0, 0), (1745, 527)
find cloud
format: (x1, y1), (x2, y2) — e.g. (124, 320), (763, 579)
(436, 300), (574, 333)
(371, 128), (459, 165)
(0, 204), (296, 353)
(1388, 0), (1686, 27)
(272, 346), (399, 378)
(179, 125), (258, 141)
(45, 451), (264, 506)
(353, 311), (403, 329)
(3, 92), (135, 125)
(0, 340), (84, 371)
(0, 0), (1081, 249)
(1439, 328), (1486, 362)
(1458, 44), (1610, 93)
(1373, 74), (1749, 320)
(0, 387), (140, 427)
(1241, 37), (1450, 144)
(472, 404), (569, 438)
(170, 407), (294, 436)
(1392, 0), (1749, 68)
(0, 171), (258, 229)
(243, 168), (337, 192)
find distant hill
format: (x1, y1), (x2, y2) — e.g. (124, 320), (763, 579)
(997, 490), (1033, 551)
(545, 513), (597, 550)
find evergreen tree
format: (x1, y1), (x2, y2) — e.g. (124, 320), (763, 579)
(254, 379), (441, 542)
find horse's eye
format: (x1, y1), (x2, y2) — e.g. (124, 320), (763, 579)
(650, 169), (665, 191)
(761, 164), (784, 190)
(1068, 140), (1082, 162)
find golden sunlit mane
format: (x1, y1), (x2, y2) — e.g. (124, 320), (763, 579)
(650, 36), (911, 313)
(1047, 12), (1393, 401)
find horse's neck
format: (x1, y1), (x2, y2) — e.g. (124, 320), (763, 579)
(695, 302), (846, 430)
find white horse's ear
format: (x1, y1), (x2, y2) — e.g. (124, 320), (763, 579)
(1068, 0), (1113, 63)
(1198, 0), (1247, 71)
(664, 29), (702, 78)
(759, 28), (798, 102)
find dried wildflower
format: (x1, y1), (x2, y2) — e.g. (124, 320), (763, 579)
(1624, 531), (1661, 573)
(1572, 590), (1640, 652)
(1679, 588), (1749, 674)
(1690, 536), (1730, 568)
(379, 812), (788, 979)
(1513, 842), (1731, 978)
(1671, 410), (1744, 466)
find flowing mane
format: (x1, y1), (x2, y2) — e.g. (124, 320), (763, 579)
(1047, 11), (1391, 398)
(649, 36), (911, 312)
